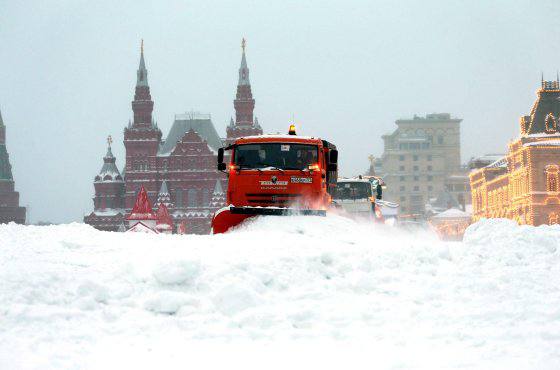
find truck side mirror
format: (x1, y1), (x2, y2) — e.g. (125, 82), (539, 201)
(330, 150), (338, 164)
(376, 184), (382, 200)
(217, 148), (226, 172)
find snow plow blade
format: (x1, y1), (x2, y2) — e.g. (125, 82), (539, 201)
(211, 206), (326, 234)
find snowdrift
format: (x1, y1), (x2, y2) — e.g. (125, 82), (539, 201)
(1, 216), (559, 370)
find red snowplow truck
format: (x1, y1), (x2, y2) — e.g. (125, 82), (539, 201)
(211, 125), (338, 234)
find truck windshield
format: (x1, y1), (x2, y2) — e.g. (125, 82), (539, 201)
(334, 182), (372, 200)
(234, 143), (319, 170)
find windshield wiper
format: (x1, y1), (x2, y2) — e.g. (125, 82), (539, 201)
(283, 166), (306, 173)
(257, 163), (284, 173)
(238, 164), (262, 173)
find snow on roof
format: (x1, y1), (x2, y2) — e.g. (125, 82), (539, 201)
(236, 134), (320, 141)
(523, 140), (560, 147)
(96, 146), (123, 182)
(432, 208), (471, 219)
(172, 210), (212, 217)
(397, 137), (429, 142)
(92, 209), (125, 217)
(337, 178), (371, 183)
(488, 157), (508, 168)
(159, 118), (222, 155)
(127, 222), (158, 234)
(526, 132), (560, 138)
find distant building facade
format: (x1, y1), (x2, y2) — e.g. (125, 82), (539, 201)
(377, 113), (470, 216)
(470, 79), (560, 226)
(85, 40), (260, 233)
(0, 109), (26, 224)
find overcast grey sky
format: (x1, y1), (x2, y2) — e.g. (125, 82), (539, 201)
(1, 0), (559, 223)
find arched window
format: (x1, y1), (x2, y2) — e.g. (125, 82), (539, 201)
(202, 189), (210, 206)
(545, 113), (557, 133)
(175, 189), (183, 207)
(545, 165), (559, 192)
(188, 189), (198, 207)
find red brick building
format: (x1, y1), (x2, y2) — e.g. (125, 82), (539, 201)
(85, 40), (260, 233)
(0, 109), (26, 224)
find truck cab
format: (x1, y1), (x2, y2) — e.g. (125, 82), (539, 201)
(212, 126), (338, 233)
(333, 177), (380, 219)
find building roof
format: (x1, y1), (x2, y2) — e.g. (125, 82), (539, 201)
(158, 180), (169, 196)
(127, 221), (158, 234)
(156, 202), (173, 228)
(488, 157), (508, 168)
(523, 140), (560, 147)
(396, 113), (462, 124)
(95, 143), (124, 182)
(159, 116), (222, 155)
(525, 80), (560, 135)
(127, 185), (157, 220)
(213, 179), (223, 194)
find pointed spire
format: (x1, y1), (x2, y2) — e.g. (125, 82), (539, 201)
(159, 180), (169, 195)
(105, 135), (114, 158)
(210, 180), (225, 208)
(0, 108), (4, 127)
(156, 202), (173, 233)
(229, 117), (234, 127)
(238, 38), (250, 86)
(137, 39), (149, 87)
(0, 106), (12, 180)
(157, 180), (173, 208)
(213, 179), (223, 195)
(128, 185), (156, 219)
(541, 71), (544, 88)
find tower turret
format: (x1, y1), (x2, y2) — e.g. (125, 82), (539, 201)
(0, 109), (5, 145)
(226, 38), (263, 144)
(0, 108), (26, 224)
(132, 39), (154, 129)
(124, 40), (163, 209)
(92, 136), (125, 210)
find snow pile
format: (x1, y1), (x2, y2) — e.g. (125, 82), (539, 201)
(1, 217), (560, 369)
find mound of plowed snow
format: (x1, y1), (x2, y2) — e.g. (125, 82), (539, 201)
(1, 216), (559, 370)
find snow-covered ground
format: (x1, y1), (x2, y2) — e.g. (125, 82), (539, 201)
(1, 216), (560, 370)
